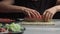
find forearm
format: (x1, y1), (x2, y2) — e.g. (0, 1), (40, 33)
(55, 5), (60, 12)
(0, 3), (27, 13)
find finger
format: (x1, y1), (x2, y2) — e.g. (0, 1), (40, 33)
(31, 11), (40, 19)
(26, 11), (31, 18)
(44, 11), (48, 21)
(47, 12), (51, 21)
(45, 11), (49, 21)
(46, 13), (53, 22)
(30, 11), (36, 18)
(43, 11), (47, 16)
(35, 11), (41, 19)
(28, 13), (31, 18)
(31, 11), (37, 18)
(50, 13), (54, 20)
(43, 11), (47, 20)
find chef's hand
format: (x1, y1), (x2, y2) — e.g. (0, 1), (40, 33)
(43, 7), (57, 21)
(24, 8), (42, 20)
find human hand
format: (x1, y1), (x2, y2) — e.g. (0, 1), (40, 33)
(23, 8), (42, 20)
(43, 7), (57, 21)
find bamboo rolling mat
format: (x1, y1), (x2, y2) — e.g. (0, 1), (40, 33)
(19, 19), (55, 25)
(21, 21), (55, 25)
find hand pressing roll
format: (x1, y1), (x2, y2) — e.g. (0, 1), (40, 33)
(43, 6), (57, 22)
(0, 18), (15, 23)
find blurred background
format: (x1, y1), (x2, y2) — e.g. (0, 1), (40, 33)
(0, 0), (60, 19)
